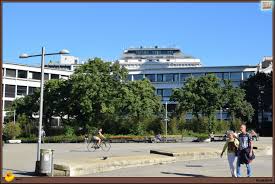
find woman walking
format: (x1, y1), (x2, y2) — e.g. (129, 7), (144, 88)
(220, 131), (239, 177)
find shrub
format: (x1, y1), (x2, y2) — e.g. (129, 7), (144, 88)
(3, 122), (22, 139)
(64, 125), (75, 137)
(168, 117), (178, 135)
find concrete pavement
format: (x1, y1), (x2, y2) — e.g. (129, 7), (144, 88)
(2, 137), (272, 177)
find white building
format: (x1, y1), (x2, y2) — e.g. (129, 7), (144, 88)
(2, 47), (272, 123)
(2, 63), (73, 123)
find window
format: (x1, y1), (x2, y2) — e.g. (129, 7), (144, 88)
(4, 100), (13, 110)
(157, 89), (163, 96)
(243, 72), (255, 80)
(163, 74), (173, 82)
(192, 73), (204, 78)
(30, 72), (41, 80)
(232, 81), (241, 87)
(145, 74), (155, 82)
(61, 75), (69, 80)
(214, 73), (223, 79)
(5, 85), (15, 97)
(223, 73), (230, 80)
(51, 74), (59, 79)
(180, 73), (191, 82)
(44, 73), (49, 80)
(133, 74), (143, 80)
(17, 86), (27, 96)
(163, 89), (172, 97)
(18, 70), (27, 78)
(6, 69), (16, 77)
(126, 75), (132, 81)
(173, 74), (179, 82)
(230, 72), (242, 81)
(157, 74), (163, 82)
(28, 87), (38, 95)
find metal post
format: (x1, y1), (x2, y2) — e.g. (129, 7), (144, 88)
(37, 47), (45, 162)
(165, 101), (168, 142)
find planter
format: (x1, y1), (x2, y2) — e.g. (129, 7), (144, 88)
(7, 140), (22, 144)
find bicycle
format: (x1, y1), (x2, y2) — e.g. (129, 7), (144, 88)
(87, 139), (111, 152)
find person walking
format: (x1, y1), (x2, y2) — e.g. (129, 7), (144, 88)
(236, 124), (254, 177)
(220, 131), (239, 177)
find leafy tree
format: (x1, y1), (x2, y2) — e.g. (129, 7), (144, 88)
(171, 74), (223, 133)
(223, 80), (254, 123)
(241, 72), (272, 129)
(3, 122), (21, 139)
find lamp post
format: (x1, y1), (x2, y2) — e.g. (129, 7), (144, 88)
(164, 101), (168, 142)
(19, 47), (69, 173)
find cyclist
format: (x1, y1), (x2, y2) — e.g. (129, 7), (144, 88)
(93, 128), (105, 148)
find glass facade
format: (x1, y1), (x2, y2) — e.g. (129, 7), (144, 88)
(30, 72), (41, 80)
(28, 87), (38, 95)
(223, 72), (230, 80)
(4, 100), (13, 110)
(5, 85), (15, 97)
(51, 74), (59, 79)
(126, 75), (132, 81)
(163, 74), (174, 82)
(163, 89), (172, 97)
(192, 73), (205, 78)
(44, 73), (49, 80)
(133, 74), (143, 80)
(17, 86), (27, 96)
(230, 72), (242, 81)
(145, 74), (155, 82)
(157, 74), (163, 82)
(6, 69), (16, 77)
(243, 71), (255, 80)
(18, 70), (27, 78)
(128, 49), (177, 56)
(180, 73), (191, 82)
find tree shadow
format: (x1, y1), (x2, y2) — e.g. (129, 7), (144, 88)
(3, 168), (36, 176)
(161, 171), (207, 177)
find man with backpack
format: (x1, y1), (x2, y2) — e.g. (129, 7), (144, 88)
(236, 124), (255, 177)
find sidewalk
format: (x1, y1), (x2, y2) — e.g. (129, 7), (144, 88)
(53, 142), (271, 176)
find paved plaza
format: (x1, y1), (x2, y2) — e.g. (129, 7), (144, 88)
(2, 137), (272, 177)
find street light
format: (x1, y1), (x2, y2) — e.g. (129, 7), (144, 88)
(19, 47), (69, 174)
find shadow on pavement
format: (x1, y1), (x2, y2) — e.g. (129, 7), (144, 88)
(161, 171), (207, 177)
(3, 168), (36, 176)
(69, 150), (89, 152)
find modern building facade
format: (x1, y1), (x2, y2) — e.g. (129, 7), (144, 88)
(2, 47), (272, 123)
(2, 62), (73, 123)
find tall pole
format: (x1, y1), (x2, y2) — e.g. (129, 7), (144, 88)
(37, 47), (45, 162)
(165, 101), (168, 142)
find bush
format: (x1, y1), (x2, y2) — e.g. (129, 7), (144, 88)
(17, 114), (37, 138)
(64, 125), (75, 137)
(3, 122), (22, 139)
(168, 117), (178, 135)
(184, 117), (208, 133)
(146, 117), (164, 135)
(213, 120), (230, 134)
(230, 118), (243, 132)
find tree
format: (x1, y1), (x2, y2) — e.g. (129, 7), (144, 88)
(223, 80), (254, 123)
(3, 122), (21, 139)
(241, 72), (272, 130)
(171, 74), (223, 133)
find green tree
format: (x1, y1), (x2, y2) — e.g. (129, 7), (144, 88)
(171, 74), (223, 133)
(223, 80), (254, 123)
(241, 72), (272, 129)
(3, 122), (21, 139)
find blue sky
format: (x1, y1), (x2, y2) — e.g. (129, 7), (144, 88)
(3, 3), (272, 66)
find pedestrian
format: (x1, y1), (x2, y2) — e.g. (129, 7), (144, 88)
(236, 124), (255, 177)
(220, 131), (239, 177)
(41, 129), (46, 144)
